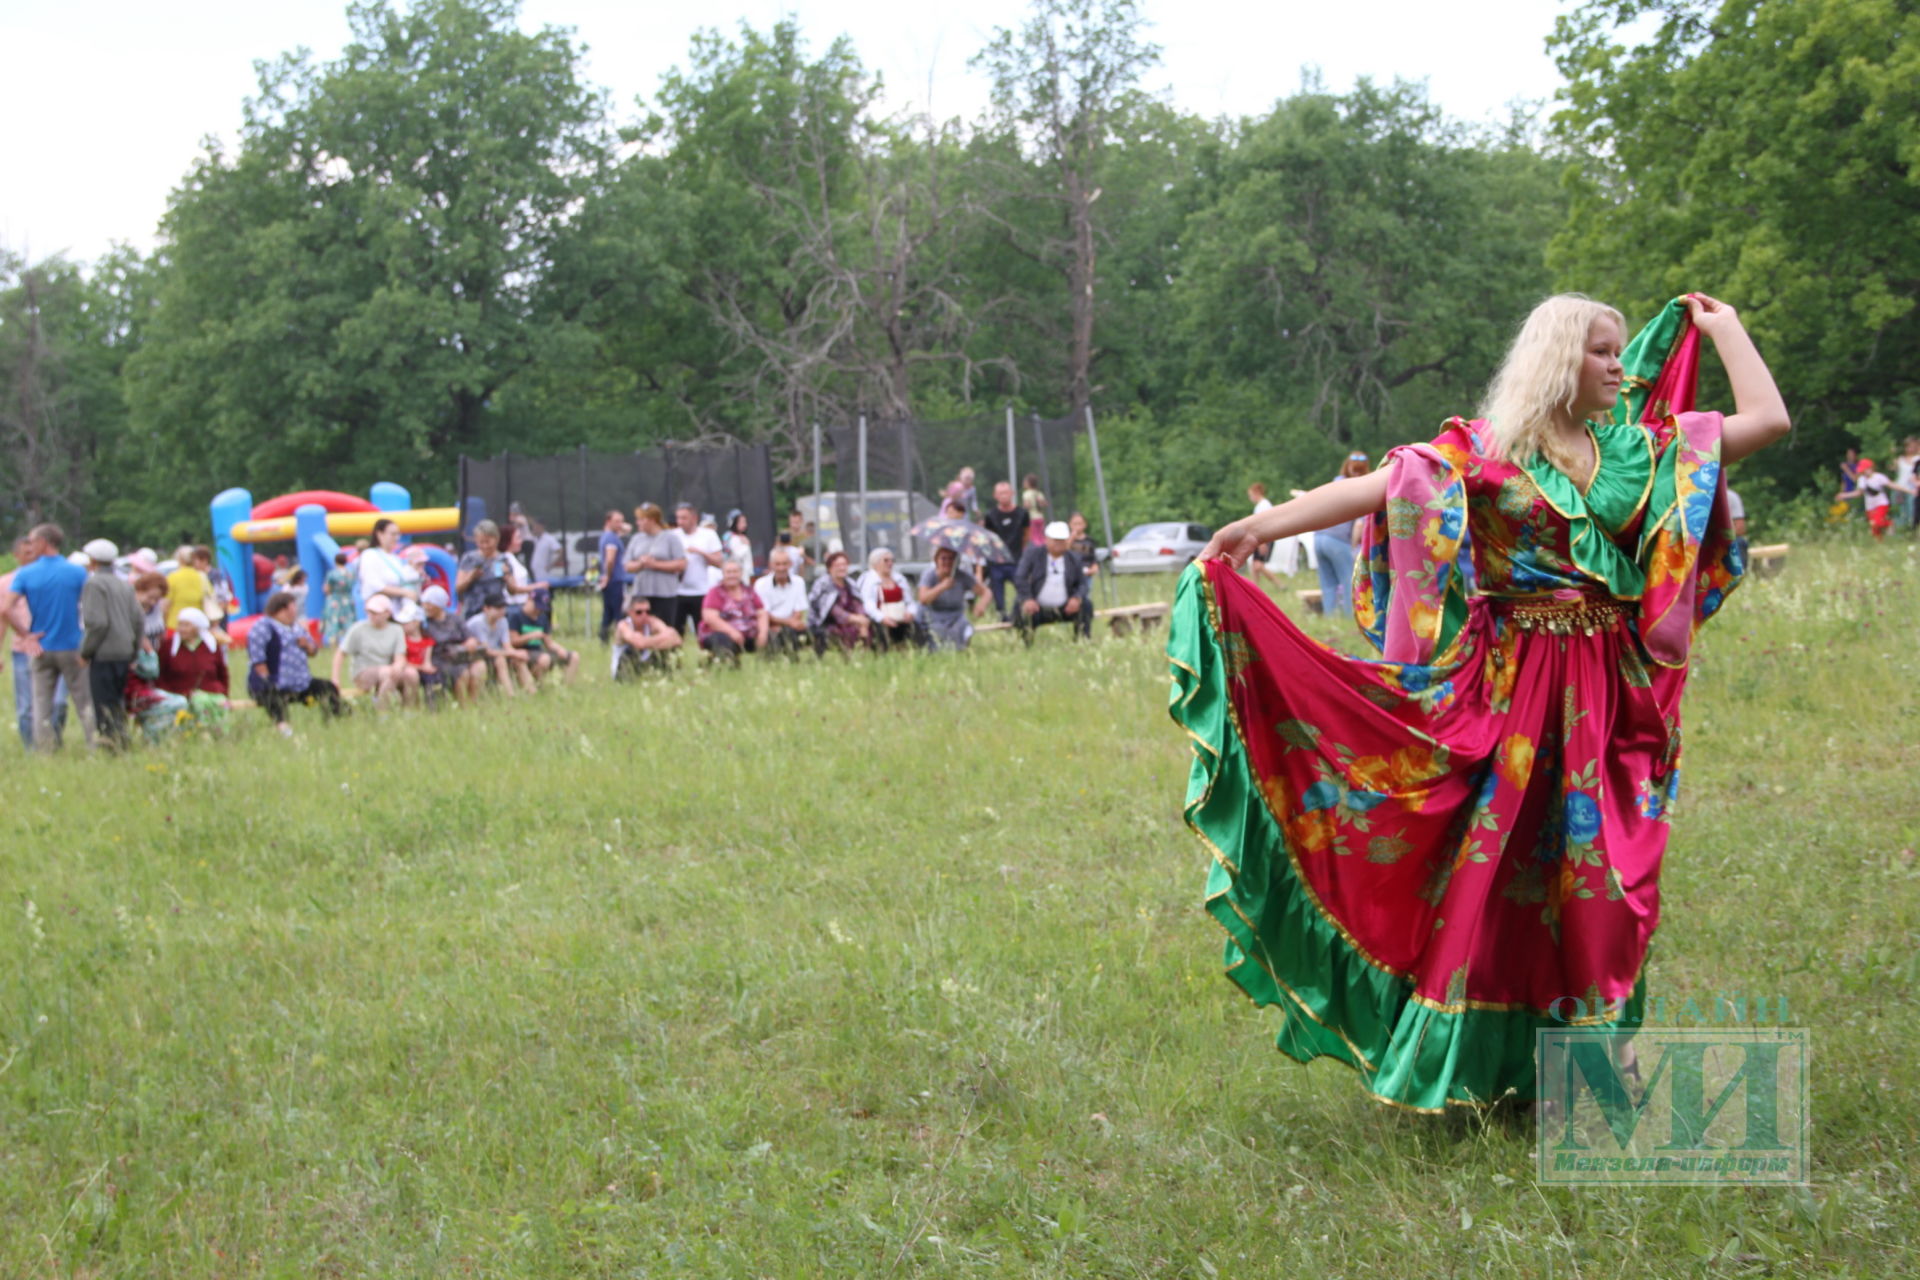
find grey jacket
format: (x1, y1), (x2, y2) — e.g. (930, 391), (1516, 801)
(80, 571), (143, 663)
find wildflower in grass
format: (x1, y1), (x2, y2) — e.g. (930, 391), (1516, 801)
(25, 900), (45, 951)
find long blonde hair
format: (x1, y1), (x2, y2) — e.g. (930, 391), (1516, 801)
(1479, 294), (1625, 471)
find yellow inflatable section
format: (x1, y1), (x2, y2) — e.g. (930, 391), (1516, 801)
(230, 507), (462, 544)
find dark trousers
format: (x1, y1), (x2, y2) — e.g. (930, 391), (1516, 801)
(87, 659), (132, 748)
(1017, 601), (1092, 642)
(598, 583), (624, 642)
(765, 626), (808, 658)
(257, 679), (346, 724)
(648, 595), (684, 635)
(986, 563), (1018, 618)
(700, 632), (759, 661)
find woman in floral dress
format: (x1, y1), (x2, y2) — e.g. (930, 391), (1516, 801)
(321, 552), (358, 647)
(1171, 293), (1790, 1112)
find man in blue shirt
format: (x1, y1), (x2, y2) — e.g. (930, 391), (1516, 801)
(0, 524), (97, 750)
(597, 509), (627, 644)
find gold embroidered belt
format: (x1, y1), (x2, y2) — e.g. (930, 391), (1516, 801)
(1480, 591), (1635, 635)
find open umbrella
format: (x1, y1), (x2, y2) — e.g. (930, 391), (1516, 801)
(907, 516), (1013, 564)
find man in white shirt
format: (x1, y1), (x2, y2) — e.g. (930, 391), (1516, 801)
(752, 547), (810, 656)
(675, 502), (724, 632)
(1012, 520), (1091, 643)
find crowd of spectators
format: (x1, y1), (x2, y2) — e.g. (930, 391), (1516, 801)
(1, 480), (1105, 751)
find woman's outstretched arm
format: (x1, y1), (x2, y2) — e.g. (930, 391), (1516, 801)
(1200, 467), (1392, 568)
(1687, 294), (1791, 464)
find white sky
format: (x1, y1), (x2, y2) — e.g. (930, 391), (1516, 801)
(0, 1), (1575, 264)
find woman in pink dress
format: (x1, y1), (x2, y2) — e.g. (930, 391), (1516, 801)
(1170, 293), (1791, 1112)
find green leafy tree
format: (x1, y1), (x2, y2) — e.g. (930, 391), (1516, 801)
(1550, 0), (1920, 491)
(973, 0), (1163, 419)
(127, 0), (609, 528)
(0, 251), (145, 537)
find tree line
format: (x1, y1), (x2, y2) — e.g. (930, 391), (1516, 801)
(2, 0), (1913, 544)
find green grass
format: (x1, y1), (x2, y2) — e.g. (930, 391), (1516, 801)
(1, 548), (1915, 1277)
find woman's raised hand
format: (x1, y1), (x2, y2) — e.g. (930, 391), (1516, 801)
(1201, 521), (1261, 568)
(1684, 293), (1742, 339)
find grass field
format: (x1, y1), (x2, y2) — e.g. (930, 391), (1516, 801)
(2, 548), (1916, 1277)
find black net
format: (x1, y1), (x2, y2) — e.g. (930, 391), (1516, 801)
(804, 413), (1081, 566)
(459, 442), (778, 579)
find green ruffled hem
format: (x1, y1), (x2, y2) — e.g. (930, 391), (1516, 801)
(1168, 564), (1646, 1114)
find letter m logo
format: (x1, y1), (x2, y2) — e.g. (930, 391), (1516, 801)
(1536, 1027), (1808, 1185)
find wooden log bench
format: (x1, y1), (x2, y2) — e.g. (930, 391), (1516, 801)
(973, 600), (1170, 639)
(1297, 588), (1324, 614)
(1749, 542), (1789, 578)
(1097, 601), (1169, 637)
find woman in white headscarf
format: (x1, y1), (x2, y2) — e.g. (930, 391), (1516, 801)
(144, 605), (232, 732)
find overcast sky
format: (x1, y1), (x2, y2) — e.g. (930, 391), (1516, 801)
(0, 1), (1578, 264)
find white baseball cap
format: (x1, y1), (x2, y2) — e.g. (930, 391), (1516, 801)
(393, 599), (422, 625)
(421, 585), (450, 608)
(1044, 521), (1071, 540)
(82, 538), (118, 563)
(365, 595), (393, 615)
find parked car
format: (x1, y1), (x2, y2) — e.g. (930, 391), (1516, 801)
(1110, 521), (1213, 574)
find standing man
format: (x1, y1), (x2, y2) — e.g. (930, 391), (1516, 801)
(980, 481), (1030, 620)
(2, 536), (68, 748)
(1013, 520), (1092, 642)
(752, 547), (810, 656)
(528, 519), (563, 585)
(79, 538), (144, 749)
(0, 524), (96, 750)
(675, 502), (724, 635)
(596, 509), (627, 643)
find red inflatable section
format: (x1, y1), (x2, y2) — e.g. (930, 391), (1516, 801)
(251, 490), (380, 520)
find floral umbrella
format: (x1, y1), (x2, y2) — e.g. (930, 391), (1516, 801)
(907, 516), (1013, 564)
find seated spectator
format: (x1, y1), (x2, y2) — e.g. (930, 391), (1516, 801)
(394, 600), (445, 700)
(330, 595), (420, 707)
(247, 590), (344, 734)
(752, 548), (809, 656)
(510, 590), (581, 684)
(157, 606), (230, 704)
(917, 546), (990, 652)
(699, 559), (767, 662)
(612, 596), (682, 679)
(1014, 520), (1092, 642)
(859, 547), (920, 651)
(419, 585), (483, 703)
(807, 551), (870, 654)
(465, 596), (534, 694)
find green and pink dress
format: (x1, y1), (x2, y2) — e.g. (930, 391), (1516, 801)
(1167, 299), (1745, 1111)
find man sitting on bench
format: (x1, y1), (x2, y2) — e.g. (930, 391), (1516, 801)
(1014, 521), (1091, 642)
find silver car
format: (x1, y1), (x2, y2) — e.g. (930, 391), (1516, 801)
(1110, 521), (1213, 574)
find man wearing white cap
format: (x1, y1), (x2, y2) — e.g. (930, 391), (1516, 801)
(1012, 520), (1092, 642)
(0, 523), (97, 750)
(80, 537), (145, 748)
(330, 593), (419, 707)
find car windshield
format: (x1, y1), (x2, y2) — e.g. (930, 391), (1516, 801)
(1120, 523), (1187, 542)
